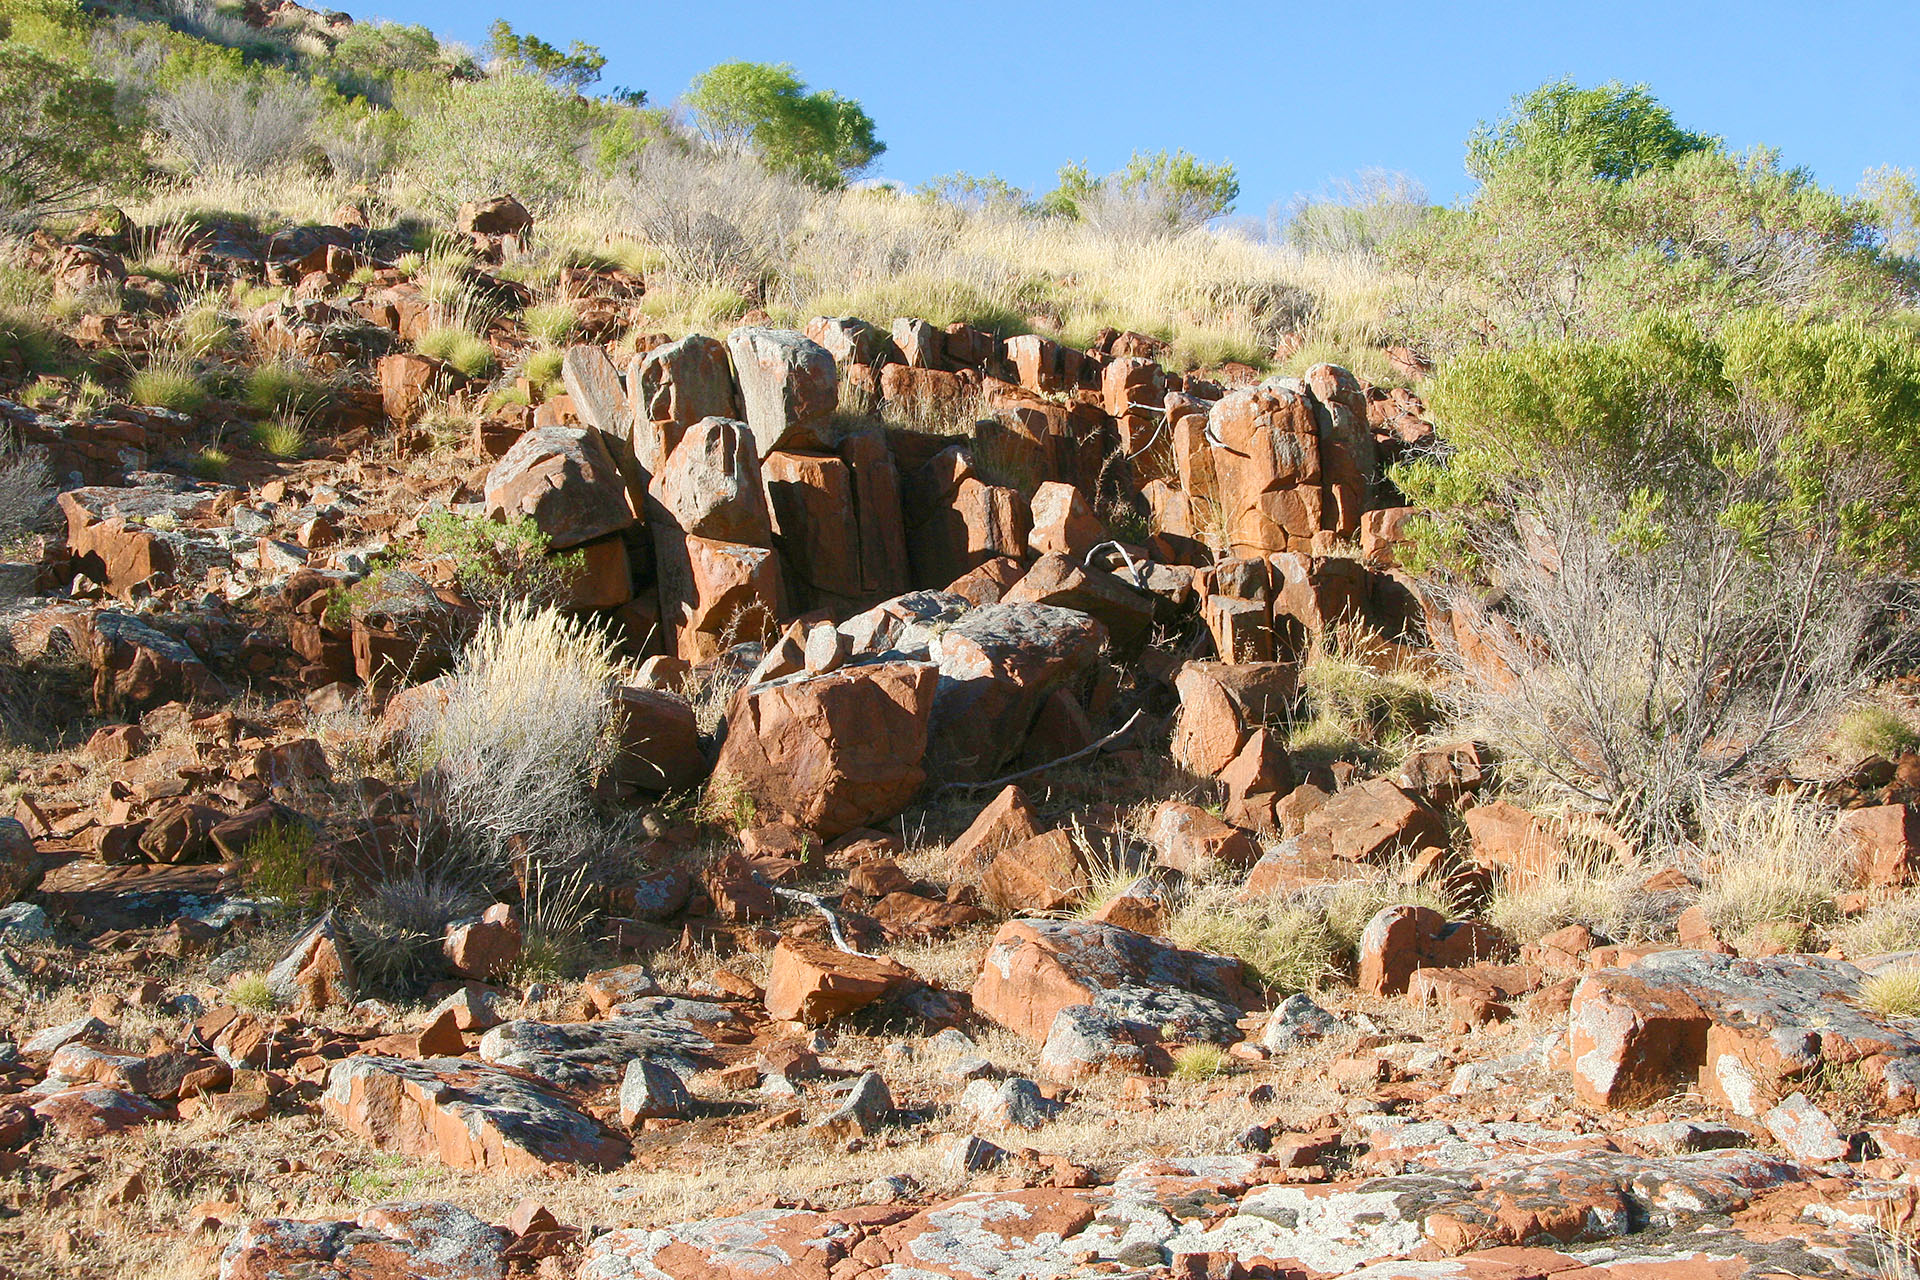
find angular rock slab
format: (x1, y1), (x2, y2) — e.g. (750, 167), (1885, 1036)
(971, 918), (1253, 1045)
(478, 997), (748, 1087)
(221, 1200), (507, 1280)
(322, 1056), (627, 1173)
(1567, 950), (1920, 1113)
(710, 659), (938, 840)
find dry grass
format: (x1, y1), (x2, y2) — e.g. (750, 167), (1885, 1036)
(120, 160), (1401, 377)
(1695, 788), (1844, 938)
(1859, 969), (1920, 1019)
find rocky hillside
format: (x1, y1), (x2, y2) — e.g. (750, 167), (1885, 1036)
(1, 179), (1919, 1280)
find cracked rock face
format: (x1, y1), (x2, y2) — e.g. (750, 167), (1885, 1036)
(970, 918), (1254, 1044)
(1567, 950), (1920, 1113)
(220, 1200), (507, 1280)
(476, 997), (745, 1087)
(321, 1057), (627, 1173)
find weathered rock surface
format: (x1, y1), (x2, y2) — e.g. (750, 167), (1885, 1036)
(710, 660), (939, 839)
(972, 919), (1253, 1045)
(322, 1057), (628, 1172)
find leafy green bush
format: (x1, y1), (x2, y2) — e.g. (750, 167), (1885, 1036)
(416, 511), (582, 609)
(1402, 311), (1920, 836)
(1465, 78), (1718, 184)
(402, 71), (588, 213)
(0, 39), (144, 221)
(684, 60), (882, 189)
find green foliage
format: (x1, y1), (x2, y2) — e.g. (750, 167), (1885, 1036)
(0, 38), (143, 220)
(1863, 165), (1920, 262)
(1466, 78), (1717, 184)
(415, 325), (495, 378)
(250, 417), (307, 459)
(242, 360), (325, 414)
(242, 819), (316, 906)
(402, 71), (588, 212)
(188, 445), (229, 479)
(128, 362), (205, 412)
(1041, 149), (1239, 230)
(919, 171), (1033, 215)
(228, 974), (277, 1013)
(684, 60), (883, 188)
(521, 300), (578, 347)
(416, 511), (582, 609)
(1170, 1043), (1227, 1081)
(1836, 705), (1920, 760)
(1411, 311), (1920, 567)
(1395, 146), (1902, 353)
(523, 345), (563, 390)
(486, 19), (605, 92)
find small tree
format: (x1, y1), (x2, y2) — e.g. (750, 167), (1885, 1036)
(1399, 311), (1920, 840)
(485, 20), (605, 93)
(403, 71), (588, 212)
(1041, 149), (1238, 235)
(0, 42), (140, 221)
(1466, 77), (1717, 184)
(683, 60), (882, 188)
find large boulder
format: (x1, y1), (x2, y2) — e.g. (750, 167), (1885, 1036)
(648, 416), (771, 544)
(726, 328), (838, 457)
(926, 603), (1107, 782)
(484, 426), (633, 549)
(1302, 779), (1447, 863)
(710, 660), (939, 839)
(0, 818), (39, 905)
(762, 450), (866, 605)
(904, 447), (1027, 587)
(609, 686), (707, 792)
(221, 1201), (507, 1280)
(1567, 951), (1920, 1115)
(322, 1056), (627, 1172)
(1356, 904), (1507, 996)
(1003, 555), (1153, 653)
(20, 607), (228, 712)
(631, 333), (739, 472)
(971, 918), (1254, 1045)
(1207, 384), (1323, 556)
(652, 533), (784, 663)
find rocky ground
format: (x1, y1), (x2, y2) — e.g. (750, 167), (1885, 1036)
(1, 192), (1919, 1280)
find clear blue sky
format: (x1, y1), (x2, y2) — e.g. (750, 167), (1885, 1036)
(365, 0), (1918, 212)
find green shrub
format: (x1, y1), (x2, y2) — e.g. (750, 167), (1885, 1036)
(401, 71), (589, 213)
(250, 417), (307, 459)
(415, 326), (495, 378)
(1859, 969), (1920, 1019)
(1401, 312), (1920, 838)
(0, 40), (144, 221)
(521, 301), (578, 347)
(128, 363), (206, 412)
(228, 974), (278, 1013)
(1170, 1043), (1227, 1081)
(522, 346), (563, 390)
(243, 360), (326, 414)
(242, 819), (315, 905)
(188, 445), (229, 478)
(416, 511), (581, 609)
(1837, 705), (1920, 760)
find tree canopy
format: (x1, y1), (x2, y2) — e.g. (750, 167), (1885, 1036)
(684, 61), (882, 189)
(1466, 77), (1718, 184)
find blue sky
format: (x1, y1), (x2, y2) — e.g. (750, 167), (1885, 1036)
(366, 0), (1918, 213)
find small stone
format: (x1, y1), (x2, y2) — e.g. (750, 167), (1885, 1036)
(811, 1071), (891, 1139)
(1262, 993), (1345, 1052)
(619, 1059), (693, 1125)
(960, 1076), (1061, 1131)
